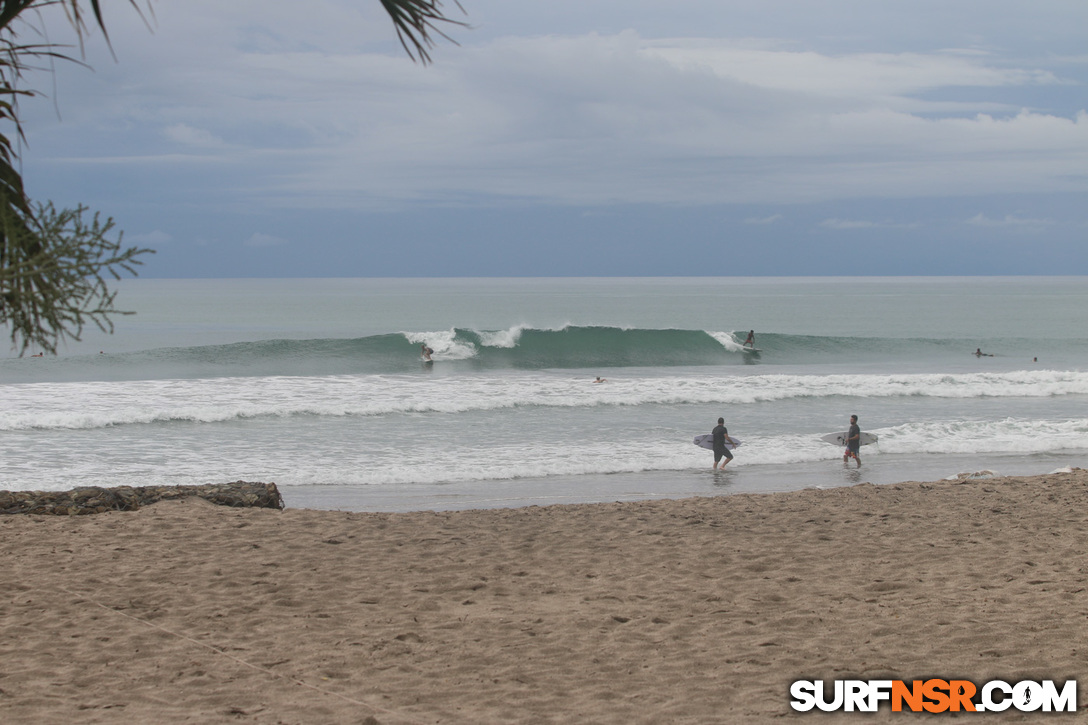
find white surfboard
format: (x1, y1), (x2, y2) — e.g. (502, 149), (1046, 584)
(742, 347), (761, 354)
(694, 434), (741, 450)
(820, 432), (878, 446)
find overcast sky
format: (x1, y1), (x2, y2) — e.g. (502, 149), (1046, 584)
(15, 0), (1088, 277)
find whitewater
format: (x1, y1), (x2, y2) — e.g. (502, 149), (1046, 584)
(2, 276), (1086, 511)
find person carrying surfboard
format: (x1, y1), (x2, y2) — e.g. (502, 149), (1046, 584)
(712, 417), (736, 469)
(843, 414), (861, 468)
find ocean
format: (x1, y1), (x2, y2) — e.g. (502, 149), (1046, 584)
(2, 276), (1086, 511)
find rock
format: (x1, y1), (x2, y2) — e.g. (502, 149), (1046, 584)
(0, 482), (284, 516)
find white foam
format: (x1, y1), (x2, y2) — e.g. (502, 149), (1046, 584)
(708, 331), (747, 352)
(401, 329), (478, 360)
(477, 325), (528, 348)
(5, 369), (1088, 433)
(945, 470), (1000, 481)
(875, 418), (1088, 456)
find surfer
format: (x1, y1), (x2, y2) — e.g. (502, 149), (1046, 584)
(744, 330), (755, 348)
(421, 344), (434, 361)
(711, 417), (735, 470)
(843, 414), (861, 468)
(593, 376), (607, 383)
(974, 348), (993, 357)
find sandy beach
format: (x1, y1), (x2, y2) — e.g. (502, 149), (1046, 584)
(3, 471), (1087, 724)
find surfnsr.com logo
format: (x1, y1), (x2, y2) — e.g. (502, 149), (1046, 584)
(790, 679), (1077, 713)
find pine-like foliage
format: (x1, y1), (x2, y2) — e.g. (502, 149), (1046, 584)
(0, 1), (463, 354)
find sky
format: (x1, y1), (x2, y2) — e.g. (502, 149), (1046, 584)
(13, 0), (1088, 277)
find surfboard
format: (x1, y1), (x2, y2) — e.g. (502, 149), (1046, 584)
(742, 347), (761, 353)
(693, 434), (741, 450)
(820, 432), (878, 446)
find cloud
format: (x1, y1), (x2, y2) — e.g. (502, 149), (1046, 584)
(820, 218), (920, 230)
(16, 1), (1088, 215)
(126, 230), (173, 245)
(270, 39), (1085, 209)
(745, 214), (783, 225)
(966, 213), (1055, 231)
(643, 42), (1060, 101)
(820, 218), (878, 230)
(163, 123), (227, 148)
(243, 232), (289, 247)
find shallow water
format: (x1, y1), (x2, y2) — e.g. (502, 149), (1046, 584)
(2, 276), (1086, 510)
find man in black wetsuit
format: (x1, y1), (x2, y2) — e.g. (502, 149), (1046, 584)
(711, 417), (736, 470)
(843, 414), (861, 468)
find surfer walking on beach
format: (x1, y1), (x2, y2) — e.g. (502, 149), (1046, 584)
(843, 415), (861, 468)
(712, 417), (735, 470)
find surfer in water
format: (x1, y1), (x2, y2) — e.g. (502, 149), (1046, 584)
(593, 376), (608, 383)
(843, 414), (861, 468)
(744, 330), (755, 348)
(421, 344), (434, 361)
(712, 417), (736, 470)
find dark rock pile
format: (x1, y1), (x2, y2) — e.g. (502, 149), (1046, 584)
(0, 481), (284, 516)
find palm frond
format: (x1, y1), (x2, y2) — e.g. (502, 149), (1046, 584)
(379, 0), (466, 64)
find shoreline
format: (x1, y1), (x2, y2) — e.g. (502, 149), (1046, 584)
(3, 470), (1086, 723)
(278, 453), (1085, 513)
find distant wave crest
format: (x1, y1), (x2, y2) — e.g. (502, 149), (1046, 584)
(1, 326), (1074, 382)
